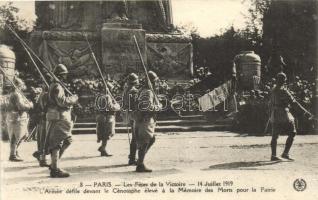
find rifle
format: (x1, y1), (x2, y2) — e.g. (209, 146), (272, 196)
(133, 35), (160, 106)
(5, 23), (73, 95)
(133, 35), (184, 117)
(0, 66), (30, 103)
(21, 43), (49, 88)
(25, 126), (37, 142)
(84, 33), (116, 102)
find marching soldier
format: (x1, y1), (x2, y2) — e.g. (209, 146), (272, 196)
(6, 77), (33, 162)
(122, 73), (140, 165)
(269, 72), (313, 161)
(46, 64), (78, 177)
(32, 84), (50, 167)
(135, 71), (162, 172)
(96, 82), (120, 157)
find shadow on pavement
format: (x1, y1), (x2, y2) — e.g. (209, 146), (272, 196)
(5, 175), (51, 185)
(101, 168), (181, 179)
(61, 155), (99, 161)
(4, 165), (41, 172)
(5, 168), (181, 186)
(64, 164), (129, 173)
(202, 160), (282, 170)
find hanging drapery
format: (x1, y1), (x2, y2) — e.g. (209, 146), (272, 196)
(198, 80), (232, 112)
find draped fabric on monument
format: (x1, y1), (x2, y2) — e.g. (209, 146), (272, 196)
(198, 80), (232, 112)
(147, 43), (192, 80)
(31, 0), (192, 81)
(38, 40), (98, 78)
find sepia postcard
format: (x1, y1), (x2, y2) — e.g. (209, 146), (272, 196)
(0, 0), (317, 200)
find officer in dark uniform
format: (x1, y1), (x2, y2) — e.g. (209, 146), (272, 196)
(269, 72), (312, 161)
(122, 73), (140, 165)
(33, 84), (50, 167)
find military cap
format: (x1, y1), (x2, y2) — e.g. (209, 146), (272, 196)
(54, 64), (68, 75)
(127, 73), (139, 84)
(276, 72), (287, 84)
(148, 71), (159, 82)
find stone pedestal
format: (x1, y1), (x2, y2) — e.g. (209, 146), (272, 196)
(101, 22), (146, 79)
(30, 31), (99, 79)
(146, 33), (193, 83)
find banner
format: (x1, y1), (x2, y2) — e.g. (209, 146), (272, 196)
(198, 80), (232, 112)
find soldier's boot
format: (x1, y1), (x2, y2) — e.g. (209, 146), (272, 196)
(136, 144), (152, 173)
(15, 151), (23, 160)
(282, 134), (295, 161)
(9, 155), (23, 162)
(128, 140), (137, 165)
(50, 168), (70, 178)
(136, 164), (152, 173)
(39, 154), (50, 167)
(9, 141), (23, 162)
(40, 159), (50, 167)
(98, 140), (112, 157)
(32, 151), (40, 161)
(50, 149), (70, 178)
(270, 139), (281, 161)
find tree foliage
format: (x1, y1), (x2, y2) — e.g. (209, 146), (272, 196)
(262, 0), (317, 81)
(0, 2), (33, 74)
(189, 0), (316, 85)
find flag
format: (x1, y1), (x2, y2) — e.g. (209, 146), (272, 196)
(198, 80), (232, 112)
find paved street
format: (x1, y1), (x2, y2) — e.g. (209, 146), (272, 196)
(1, 131), (318, 200)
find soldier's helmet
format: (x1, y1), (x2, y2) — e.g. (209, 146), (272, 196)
(54, 64), (68, 75)
(276, 72), (287, 85)
(148, 71), (159, 82)
(127, 73), (139, 85)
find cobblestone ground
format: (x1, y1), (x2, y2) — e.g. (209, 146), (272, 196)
(1, 131), (318, 200)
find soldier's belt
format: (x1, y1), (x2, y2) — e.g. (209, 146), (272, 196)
(97, 110), (116, 115)
(46, 109), (71, 121)
(6, 112), (29, 122)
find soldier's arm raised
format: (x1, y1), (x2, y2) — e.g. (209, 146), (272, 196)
(286, 90), (312, 118)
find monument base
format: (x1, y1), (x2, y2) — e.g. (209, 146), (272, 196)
(101, 22), (146, 79)
(146, 33), (193, 82)
(30, 30), (99, 79)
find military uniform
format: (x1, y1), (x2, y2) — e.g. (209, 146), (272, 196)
(45, 64), (78, 178)
(96, 93), (120, 156)
(122, 78), (139, 164)
(135, 71), (162, 172)
(6, 83), (33, 161)
(33, 90), (50, 166)
(46, 82), (77, 153)
(269, 72), (311, 161)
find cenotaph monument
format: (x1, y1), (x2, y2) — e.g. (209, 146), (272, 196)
(30, 0), (192, 81)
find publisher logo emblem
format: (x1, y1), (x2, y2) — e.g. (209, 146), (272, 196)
(293, 179), (306, 192)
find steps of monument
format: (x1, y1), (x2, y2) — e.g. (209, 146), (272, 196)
(76, 114), (206, 123)
(72, 114), (233, 134)
(74, 119), (210, 128)
(72, 124), (230, 135)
